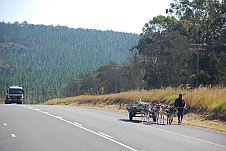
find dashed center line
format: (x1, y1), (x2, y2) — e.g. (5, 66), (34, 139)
(11, 134), (16, 137)
(3, 123), (7, 126)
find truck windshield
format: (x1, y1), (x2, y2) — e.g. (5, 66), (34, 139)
(9, 89), (23, 94)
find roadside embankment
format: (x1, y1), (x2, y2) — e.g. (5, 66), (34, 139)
(45, 86), (226, 132)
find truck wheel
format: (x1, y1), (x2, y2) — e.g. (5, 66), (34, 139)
(5, 100), (9, 104)
(129, 113), (133, 121)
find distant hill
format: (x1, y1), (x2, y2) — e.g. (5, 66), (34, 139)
(0, 22), (139, 102)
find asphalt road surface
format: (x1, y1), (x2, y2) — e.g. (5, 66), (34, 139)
(0, 104), (225, 151)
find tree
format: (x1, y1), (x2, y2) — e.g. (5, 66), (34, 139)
(167, 0), (226, 86)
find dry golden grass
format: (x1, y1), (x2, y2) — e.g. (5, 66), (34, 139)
(45, 87), (183, 105)
(44, 86), (226, 132)
(185, 86), (226, 112)
(45, 86), (226, 114)
(182, 113), (226, 132)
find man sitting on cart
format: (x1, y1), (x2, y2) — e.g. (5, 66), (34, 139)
(137, 98), (143, 108)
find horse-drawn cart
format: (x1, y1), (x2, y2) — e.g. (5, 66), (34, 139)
(126, 101), (156, 122)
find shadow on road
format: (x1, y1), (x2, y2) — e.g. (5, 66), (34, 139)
(118, 119), (179, 126)
(118, 119), (142, 123)
(119, 119), (158, 125)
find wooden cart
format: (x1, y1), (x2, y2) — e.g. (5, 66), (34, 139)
(126, 102), (156, 122)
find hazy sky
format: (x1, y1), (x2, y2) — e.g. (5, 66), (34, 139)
(0, 0), (174, 34)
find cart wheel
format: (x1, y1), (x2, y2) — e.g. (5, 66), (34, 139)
(153, 116), (156, 122)
(129, 112), (133, 121)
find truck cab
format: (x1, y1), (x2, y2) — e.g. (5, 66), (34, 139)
(5, 86), (24, 104)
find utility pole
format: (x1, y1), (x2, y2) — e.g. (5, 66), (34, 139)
(111, 65), (122, 93)
(143, 57), (150, 90)
(91, 72), (99, 95)
(142, 56), (157, 90)
(190, 44), (207, 88)
(74, 79), (83, 96)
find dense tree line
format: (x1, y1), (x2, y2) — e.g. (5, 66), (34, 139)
(0, 22), (139, 103)
(1, 0), (225, 100)
(65, 0), (226, 97)
(132, 0), (226, 89)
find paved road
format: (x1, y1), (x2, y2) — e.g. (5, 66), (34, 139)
(0, 104), (225, 151)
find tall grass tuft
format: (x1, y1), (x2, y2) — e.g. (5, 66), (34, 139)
(45, 86), (226, 119)
(185, 86), (226, 113)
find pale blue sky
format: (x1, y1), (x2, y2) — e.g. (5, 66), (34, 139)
(0, 0), (174, 34)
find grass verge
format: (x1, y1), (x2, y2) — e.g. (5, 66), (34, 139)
(45, 86), (226, 133)
(43, 86), (225, 133)
(66, 103), (226, 133)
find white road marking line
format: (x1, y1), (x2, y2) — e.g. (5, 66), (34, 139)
(74, 122), (82, 127)
(79, 126), (137, 151)
(56, 116), (63, 119)
(48, 114), (56, 118)
(3, 123), (7, 126)
(11, 134), (16, 137)
(75, 107), (226, 149)
(19, 105), (226, 149)
(61, 119), (73, 125)
(33, 108), (41, 111)
(98, 132), (113, 139)
(21, 105), (138, 151)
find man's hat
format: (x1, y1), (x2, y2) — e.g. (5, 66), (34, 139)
(179, 93), (183, 96)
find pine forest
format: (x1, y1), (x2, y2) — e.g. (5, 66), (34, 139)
(1, 0), (226, 104)
(0, 22), (139, 103)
